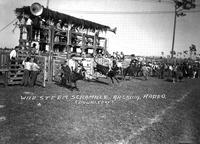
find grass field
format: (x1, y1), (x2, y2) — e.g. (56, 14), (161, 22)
(0, 77), (199, 144)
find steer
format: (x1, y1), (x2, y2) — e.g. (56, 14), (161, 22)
(93, 58), (119, 84)
(61, 63), (86, 91)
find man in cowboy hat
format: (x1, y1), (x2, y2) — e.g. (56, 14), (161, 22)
(60, 59), (71, 86)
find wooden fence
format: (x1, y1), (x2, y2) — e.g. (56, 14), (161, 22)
(0, 50), (10, 86)
(0, 51), (10, 69)
(0, 49), (48, 86)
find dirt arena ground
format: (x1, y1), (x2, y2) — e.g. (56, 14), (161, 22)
(0, 77), (200, 144)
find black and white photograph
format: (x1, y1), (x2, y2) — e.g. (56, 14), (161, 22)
(0, 0), (200, 143)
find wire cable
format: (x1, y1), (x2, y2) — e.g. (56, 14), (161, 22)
(0, 18), (17, 33)
(63, 9), (200, 15)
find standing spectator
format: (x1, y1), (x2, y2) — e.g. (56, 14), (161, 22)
(10, 46), (20, 73)
(61, 60), (71, 86)
(120, 51), (125, 61)
(168, 64), (173, 78)
(30, 58), (40, 87)
(141, 63), (149, 80)
(32, 16), (41, 40)
(62, 23), (68, 42)
(25, 15), (32, 41)
(192, 64), (197, 79)
(113, 52), (116, 59)
(115, 51), (120, 60)
(22, 57), (32, 86)
(172, 64), (177, 83)
(188, 65), (193, 78)
(55, 20), (62, 42)
(40, 18), (48, 41)
(160, 63), (165, 79)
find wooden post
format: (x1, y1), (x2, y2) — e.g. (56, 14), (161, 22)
(67, 25), (72, 61)
(93, 33), (97, 56)
(104, 39), (107, 55)
(82, 33), (86, 54)
(48, 26), (54, 81)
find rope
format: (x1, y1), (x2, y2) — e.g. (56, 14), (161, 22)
(0, 18), (17, 33)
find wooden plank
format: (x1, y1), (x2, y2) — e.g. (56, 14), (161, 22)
(9, 71), (24, 75)
(9, 74), (23, 77)
(8, 81), (22, 85)
(9, 77), (23, 80)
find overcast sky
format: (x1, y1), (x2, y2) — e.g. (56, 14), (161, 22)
(0, 0), (200, 56)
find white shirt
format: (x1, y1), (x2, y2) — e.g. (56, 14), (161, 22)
(10, 49), (17, 59)
(169, 65), (173, 71)
(62, 26), (68, 31)
(31, 63), (40, 71)
(23, 61), (32, 70)
(26, 18), (32, 25)
(68, 59), (76, 71)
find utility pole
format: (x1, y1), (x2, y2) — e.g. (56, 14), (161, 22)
(171, 0), (196, 58)
(46, 0), (50, 9)
(171, 4), (177, 59)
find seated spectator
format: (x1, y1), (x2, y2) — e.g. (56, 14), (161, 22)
(10, 46), (19, 60)
(56, 19), (62, 31)
(10, 46), (20, 73)
(62, 23), (68, 31)
(29, 43), (37, 55)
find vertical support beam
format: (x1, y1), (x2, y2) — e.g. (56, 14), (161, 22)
(48, 26), (54, 81)
(19, 25), (23, 47)
(82, 33), (86, 54)
(104, 39), (107, 54)
(93, 33), (97, 56)
(67, 25), (72, 61)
